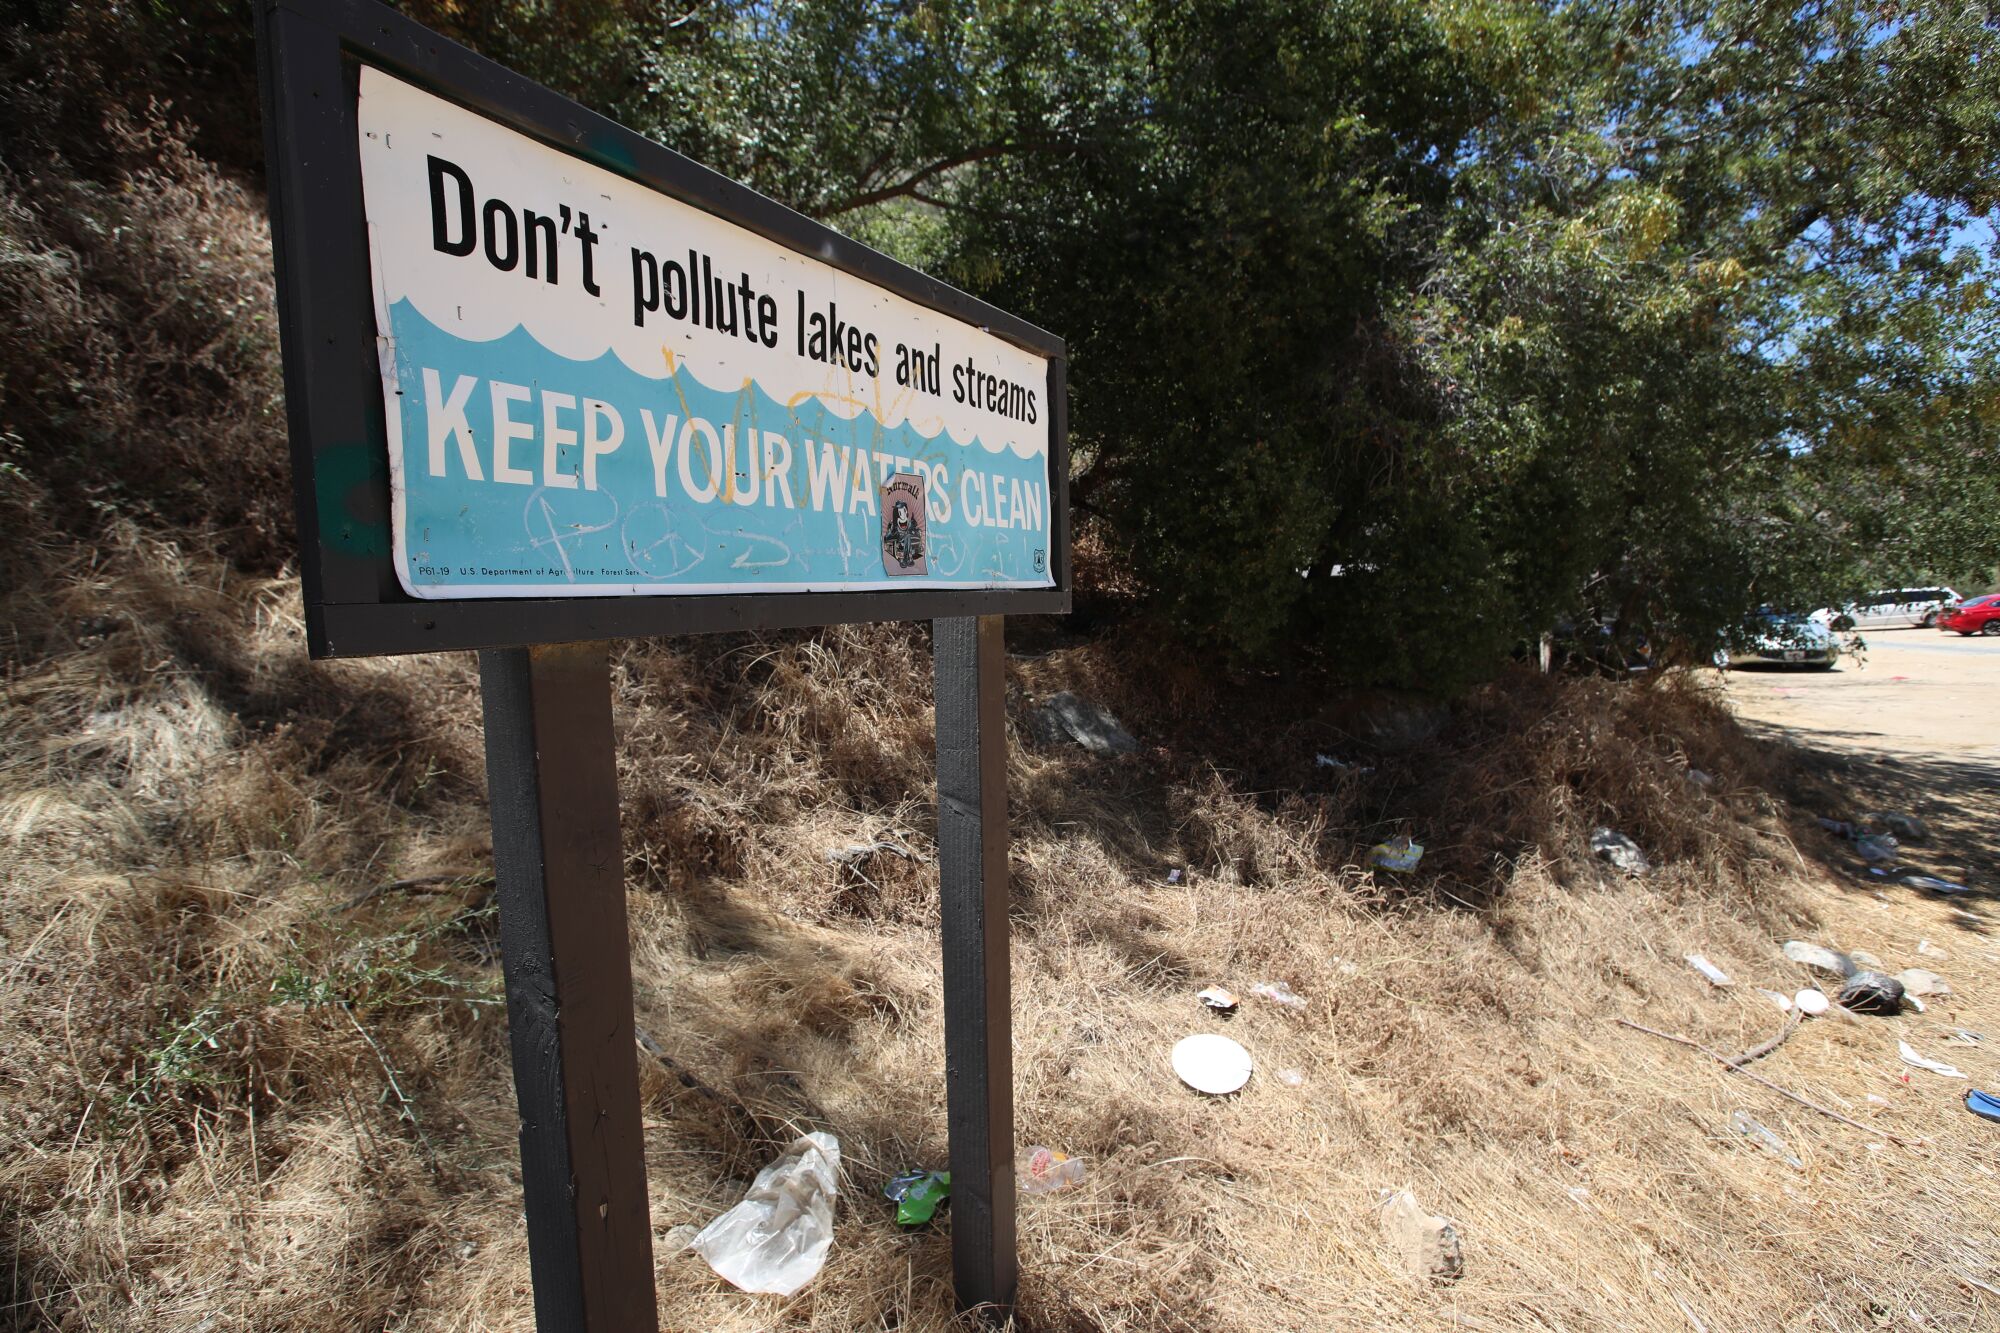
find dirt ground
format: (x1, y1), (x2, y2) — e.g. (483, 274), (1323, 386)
(1724, 628), (2000, 768)
(1725, 626), (2000, 902)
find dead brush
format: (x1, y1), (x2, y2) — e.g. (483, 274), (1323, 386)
(6, 63), (1995, 1325)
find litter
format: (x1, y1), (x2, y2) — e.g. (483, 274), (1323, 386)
(1895, 968), (1951, 998)
(1903, 874), (1971, 895)
(1172, 1033), (1254, 1095)
(1783, 941), (1854, 977)
(1947, 1029), (1984, 1045)
(1686, 769), (1715, 788)
(1756, 988), (1794, 1013)
(1197, 985), (1240, 1011)
(1795, 989), (1831, 1016)
(1967, 1091), (2000, 1124)
(1685, 954), (1734, 987)
(1365, 836), (1424, 872)
(1589, 827), (1650, 874)
(883, 1170), (950, 1226)
(1166, 868), (1183, 884)
(1378, 1189), (1463, 1283)
(1315, 753), (1375, 775)
(826, 833), (919, 866)
(1276, 1068), (1306, 1086)
(1853, 834), (1900, 865)
(690, 1132), (842, 1296)
(1899, 1041), (1967, 1079)
(1817, 816), (1853, 838)
(1837, 971), (1905, 1015)
(1729, 1110), (1803, 1169)
(1917, 939), (1947, 959)
(1248, 980), (1307, 1010)
(1017, 1146), (1084, 1195)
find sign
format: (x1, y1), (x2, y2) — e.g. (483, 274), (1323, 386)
(257, 3), (1040, 1324)
(358, 70), (1052, 602)
(257, 0), (1065, 659)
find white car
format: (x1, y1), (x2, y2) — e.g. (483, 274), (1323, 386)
(1716, 610), (1842, 670)
(1842, 587), (1959, 630)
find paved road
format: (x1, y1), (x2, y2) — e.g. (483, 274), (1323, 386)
(1723, 627), (2000, 766)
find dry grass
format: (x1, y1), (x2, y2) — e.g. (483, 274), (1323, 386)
(7, 529), (2000, 1331)
(5, 35), (2000, 1333)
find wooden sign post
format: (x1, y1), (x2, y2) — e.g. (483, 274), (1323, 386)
(933, 616), (1016, 1310)
(480, 644), (658, 1330)
(254, 1), (1066, 1325)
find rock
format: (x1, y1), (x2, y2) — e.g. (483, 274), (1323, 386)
(1895, 968), (1951, 998)
(1783, 941), (1854, 977)
(1027, 691), (1139, 755)
(1379, 1190), (1463, 1283)
(1588, 827), (1650, 875)
(1837, 970), (1905, 1015)
(1862, 812), (1929, 842)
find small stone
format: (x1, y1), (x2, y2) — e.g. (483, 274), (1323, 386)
(1863, 812), (1929, 842)
(1379, 1189), (1463, 1283)
(1895, 968), (1950, 998)
(1783, 941), (1853, 977)
(1027, 691), (1139, 755)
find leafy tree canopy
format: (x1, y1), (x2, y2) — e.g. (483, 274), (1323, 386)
(17, 0), (1995, 688)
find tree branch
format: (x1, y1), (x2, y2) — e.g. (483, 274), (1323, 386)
(816, 139), (1066, 218)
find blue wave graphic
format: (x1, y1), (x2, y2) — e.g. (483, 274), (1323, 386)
(383, 298), (1054, 596)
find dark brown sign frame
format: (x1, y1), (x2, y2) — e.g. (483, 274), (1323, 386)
(255, 0), (1067, 662)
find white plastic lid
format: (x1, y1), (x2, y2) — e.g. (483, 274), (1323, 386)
(1172, 1033), (1254, 1095)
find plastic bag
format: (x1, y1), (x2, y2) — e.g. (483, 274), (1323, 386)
(1249, 980), (1307, 1010)
(883, 1169), (950, 1226)
(1018, 1145), (1085, 1194)
(690, 1132), (842, 1296)
(1365, 836), (1424, 872)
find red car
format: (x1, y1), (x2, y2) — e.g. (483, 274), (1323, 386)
(1939, 593), (2000, 636)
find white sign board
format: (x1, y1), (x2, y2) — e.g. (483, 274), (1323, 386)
(357, 68), (1055, 599)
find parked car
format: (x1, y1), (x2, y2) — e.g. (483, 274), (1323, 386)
(1716, 609), (1842, 669)
(1939, 593), (2000, 636)
(1843, 587), (1960, 629)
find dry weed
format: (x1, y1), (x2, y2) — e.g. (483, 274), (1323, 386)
(4, 26), (1998, 1333)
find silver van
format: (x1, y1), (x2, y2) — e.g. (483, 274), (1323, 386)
(1845, 587), (1960, 629)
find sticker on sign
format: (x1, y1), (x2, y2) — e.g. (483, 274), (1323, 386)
(356, 69), (1054, 600)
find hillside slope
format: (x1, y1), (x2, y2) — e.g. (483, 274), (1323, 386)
(4, 36), (2000, 1333)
